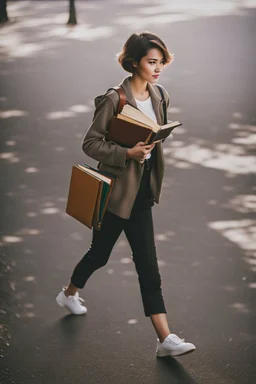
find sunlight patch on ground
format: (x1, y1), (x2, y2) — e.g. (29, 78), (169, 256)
(232, 134), (256, 145)
(169, 107), (182, 114)
(69, 105), (92, 113)
(127, 319), (138, 325)
(0, 152), (20, 164)
(155, 231), (175, 242)
(24, 275), (36, 282)
(222, 285), (236, 292)
(70, 233), (83, 241)
(158, 260), (167, 267)
(232, 112), (243, 119)
(230, 302), (251, 314)
(138, 0), (242, 16)
(46, 111), (75, 120)
(41, 25), (114, 42)
(40, 207), (60, 215)
(116, 240), (127, 248)
(1, 236), (23, 244)
(0, 152), (15, 159)
(0, 30), (60, 58)
(46, 104), (92, 120)
(116, 14), (191, 29)
(27, 212), (37, 218)
(226, 195), (256, 213)
(208, 220), (256, 271)
(120, 257), (132, 264)
(0, 110), (28, 118)
(17, 228), (41, 236)
(115, 0), (255, 28)
(24, 167), (39, 173)
(166, 143), (255, 175)
(5, 141), (16, 146)
(55, 147), (65, 152)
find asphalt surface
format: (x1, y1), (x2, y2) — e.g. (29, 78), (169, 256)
(0, 1), (255, 384)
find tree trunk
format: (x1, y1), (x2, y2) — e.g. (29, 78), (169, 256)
(67, 0), (77, 25)
(0, 0), (9, 23)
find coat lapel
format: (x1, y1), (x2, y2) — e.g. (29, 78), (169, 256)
(148, 82), (163, 125)
(119, 76), (163, 125)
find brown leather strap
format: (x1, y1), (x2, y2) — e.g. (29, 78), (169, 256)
(109, 86), (126, 114)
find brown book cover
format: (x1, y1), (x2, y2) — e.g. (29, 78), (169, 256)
(107, 117), (152, 147)
(106, 105), (182, 147)
(66, 165), (114, 230)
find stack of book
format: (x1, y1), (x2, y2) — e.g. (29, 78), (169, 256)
(66, 164), (115, 230)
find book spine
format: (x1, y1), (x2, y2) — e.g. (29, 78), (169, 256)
(146, 131), (156, 145)
(144, 131), (153, 145)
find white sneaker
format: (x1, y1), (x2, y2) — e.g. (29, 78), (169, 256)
(56, 287), (87, 315)
(156, 333), (196, 357)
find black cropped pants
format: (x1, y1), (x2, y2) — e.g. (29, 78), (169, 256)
(71, 207), (166, 317)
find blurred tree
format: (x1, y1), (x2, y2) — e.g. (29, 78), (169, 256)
(0, 0), (9, 23)
(67, 0), (77, 25)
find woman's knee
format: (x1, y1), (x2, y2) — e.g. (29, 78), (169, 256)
(83, 248), (111, 269)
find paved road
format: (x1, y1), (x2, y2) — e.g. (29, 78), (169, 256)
(0, 1), (255, 383)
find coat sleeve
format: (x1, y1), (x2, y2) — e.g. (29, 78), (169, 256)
(82, 94), (128, 167)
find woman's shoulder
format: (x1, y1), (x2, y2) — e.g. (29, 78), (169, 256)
(94, 88), (120, 110)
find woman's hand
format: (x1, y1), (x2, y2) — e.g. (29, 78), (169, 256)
(126, 142), (155, 163)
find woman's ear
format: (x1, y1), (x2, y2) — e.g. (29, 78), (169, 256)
(132, 61), (137, 68)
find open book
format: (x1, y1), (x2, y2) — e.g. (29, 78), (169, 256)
(66, 164), (115, 230)
(106, 104), (182, 147)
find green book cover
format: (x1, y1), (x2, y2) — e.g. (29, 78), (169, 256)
(82, 163), (115, 221)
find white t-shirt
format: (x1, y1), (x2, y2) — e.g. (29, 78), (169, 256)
(135, 97), (157, 159)
(135, 97), (157, 123)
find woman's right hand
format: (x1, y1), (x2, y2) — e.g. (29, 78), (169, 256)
(126, 142), (155, 163)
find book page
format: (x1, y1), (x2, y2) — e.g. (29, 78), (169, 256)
(117, 114), (152, 130)
(161, 121), (182, 130)
(121, 104), (159, 132)
(77, 165), (111, 184)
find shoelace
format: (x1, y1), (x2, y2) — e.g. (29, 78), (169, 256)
(167, 335), (185, 345)
(72, 293), (85, 305)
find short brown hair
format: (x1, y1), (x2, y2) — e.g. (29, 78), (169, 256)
(117, 32), (174, 73)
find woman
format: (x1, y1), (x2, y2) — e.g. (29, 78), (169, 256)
(56, 32), (196, 357)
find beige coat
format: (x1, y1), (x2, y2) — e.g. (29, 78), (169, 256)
(82, 75), (170, 219)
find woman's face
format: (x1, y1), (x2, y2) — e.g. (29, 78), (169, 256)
(134, 48), (165, 83)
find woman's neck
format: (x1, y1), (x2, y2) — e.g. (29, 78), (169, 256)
(130, 74), (149, 101)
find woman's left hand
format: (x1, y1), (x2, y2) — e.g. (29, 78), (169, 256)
(139, 142), (155, 163)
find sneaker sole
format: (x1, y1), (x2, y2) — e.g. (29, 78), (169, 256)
(156, 347), (196, 358)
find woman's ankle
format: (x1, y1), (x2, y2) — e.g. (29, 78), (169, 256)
(64, 283), (78, 297)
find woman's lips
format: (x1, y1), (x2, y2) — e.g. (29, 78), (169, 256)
(152, 75), (159, 79)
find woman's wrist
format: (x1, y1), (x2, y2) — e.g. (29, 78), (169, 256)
(126, 148), (132, 159)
